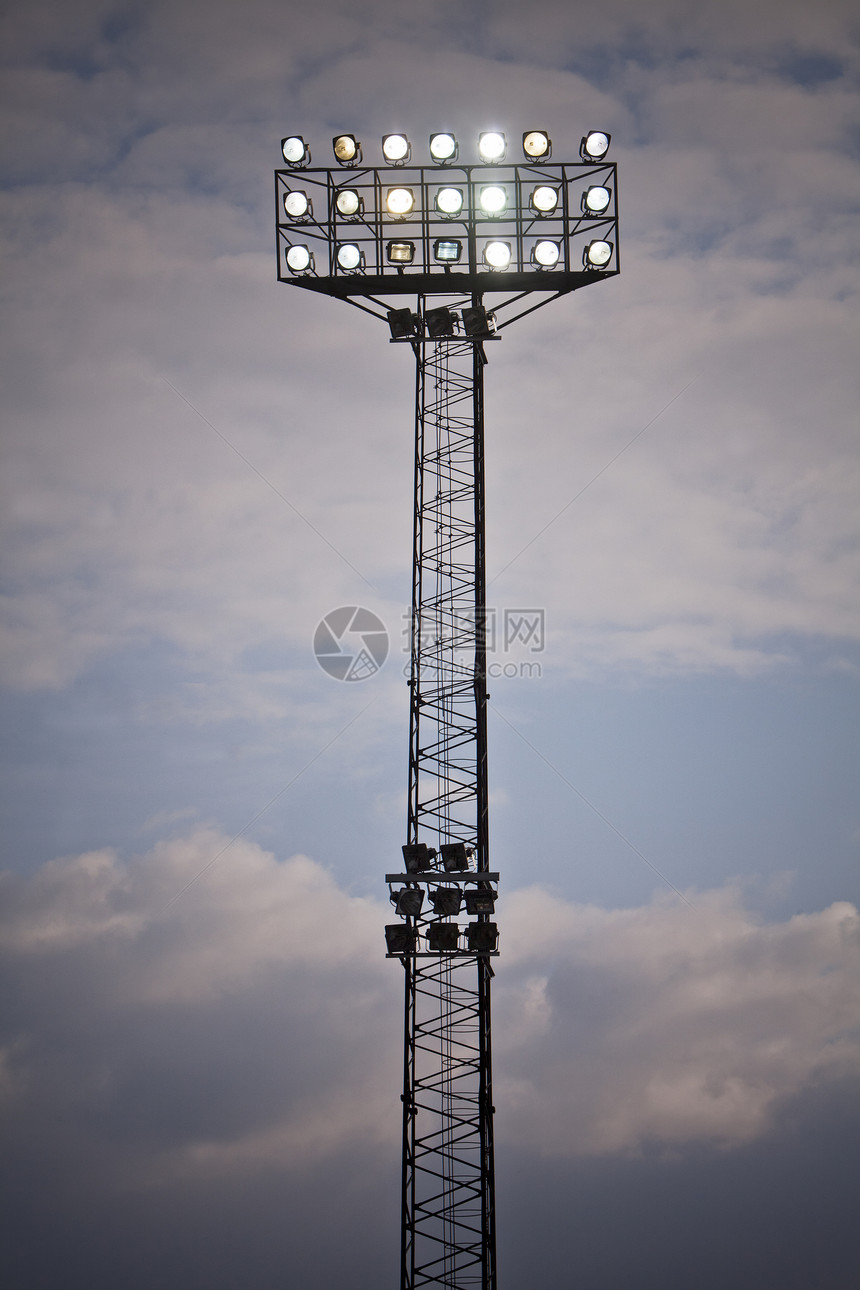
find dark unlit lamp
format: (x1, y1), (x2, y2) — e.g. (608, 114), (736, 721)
(333, 134), (361, 163)
(523, 130), (551, 159)
(440, 842), (470, 871)
(468, 922), (499, 952)
(431, 887), (462, 916)
(428, 923), (460, 952)
(426, 306), (457, 337)
(281, 136), (310, 166)
(402, 842), (437, 872)
(430, 132), (458, 162)
(382, 133), (411, 163)
(461, 306), (497, 337)
(394, 888), (425, 918)
(385, 924), (417, 955)
(465, 888), (497, 915)
(580, 130), (610, 160)
(387, 307), (419, 340)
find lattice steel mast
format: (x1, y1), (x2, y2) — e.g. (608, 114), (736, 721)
(274, 127), (619, 1290)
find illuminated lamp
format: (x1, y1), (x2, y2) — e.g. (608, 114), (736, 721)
(467, 922), (499, 952)
(530, 185), (559, 215)
(531, 240), (560, 268)
(435, 187), (464, 216)
(387, 308), (420, 340)
(478, 131), (506, 162)
(394, 888), (425, 918)
(431, 887), (462, 916)
(336, 242), (363, 271)
(440, 842), (470, 871)
(402, 842), (437, 873)
(281, 136), (310, 167)
(335, 189), (363, 218)
(387, 240), (416, 265)
(582, 185), (611, 215)
(522, 130), (551, 160)
(425, 306), (457, 338)
(333, 133), (361, 163)
(429, 132), (458, 162)
(285, 244), (313, 274)
(583, 239), (613, 268)
(483, 240), (512, 270)
(479, 185), (507, 214)
(386, 187), (415, 216)
(580, 130), (610, 160)
(433, 239), (462, 265)
(382, 133), (411, 164)
(428, 923), (460, 951)
(283, 190), (311, 220)
(465, 887), (497, 915)
(385, 924), (417, 955)
(461, 306), (497, 338)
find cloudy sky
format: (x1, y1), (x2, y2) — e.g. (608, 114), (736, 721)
(1, 0), (859, 1286)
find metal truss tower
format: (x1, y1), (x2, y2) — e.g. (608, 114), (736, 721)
(275, 128), (619, 1290)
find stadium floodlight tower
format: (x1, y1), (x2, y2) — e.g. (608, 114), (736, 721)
(276, 127), (619, 1290)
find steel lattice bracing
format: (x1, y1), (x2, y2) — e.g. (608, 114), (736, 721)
(390, 300), (496, 1290)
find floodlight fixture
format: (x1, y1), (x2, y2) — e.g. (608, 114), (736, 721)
(429, 132), (458, 162)
(435, 187), (465, 217)
(483, 240), (512, 270)
(387, 307), (420, 340)
(335, 188), (363, 218)
(382, 133), (411, 164)
(479, 185), (507, 215)
(440, 842), (471, 871)
(431, 887), (462, 916)
(386, 187), (416, 217)
(531, 239), (560, 268)
(461, 305), (497, 337)
(478, 131), (506, 162)
(582, 185), (611, 215)
(281, 135), (310, 166)
(433, 239), (463, 265)
(428, 923), (460, 952)
(387, 240), (416, 265)
(336, 242), (363, 272)
(425, 306), (457, 337)
(394, 888), (425, 918)
(584, 239), (613, 268)
(523, 130), (552, 160)
(285, 244), (314, 273)
(333, 133), (361, 164)
(530, 185), (559, 214)
(283, 190), (312, 220)
(402, 842), (437, 873)
(580, 130), (611, 160)
(468, 922), (499, 953)
(385, 924), (417, 955)
(465, 887), (497, 915)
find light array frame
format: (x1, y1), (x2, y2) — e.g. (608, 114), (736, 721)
(276, 158), (619, 300)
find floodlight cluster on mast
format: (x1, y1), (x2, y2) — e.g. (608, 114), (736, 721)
(275, 123), (619, 1290)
